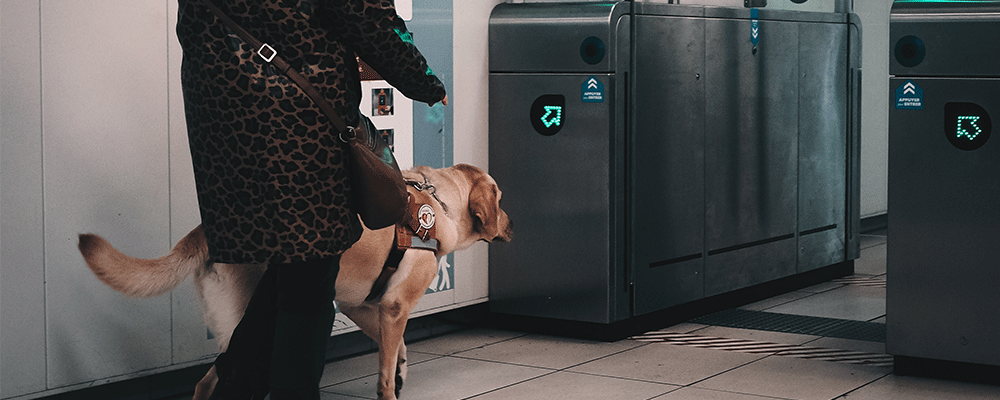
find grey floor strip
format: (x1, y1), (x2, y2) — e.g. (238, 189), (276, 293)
(832, 275), (887, 288)
(689, 309), (886, 342)
(630, 332), (893, 368)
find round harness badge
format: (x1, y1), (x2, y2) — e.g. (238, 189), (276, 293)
(418, 204), (436, 231)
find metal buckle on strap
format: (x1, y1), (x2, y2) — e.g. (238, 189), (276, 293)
(258, 43), (277, 63)
(339, 126), (356, 143)
(404, 175), (451, 217)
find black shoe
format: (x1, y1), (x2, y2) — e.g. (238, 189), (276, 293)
(208, 353), (269, 400)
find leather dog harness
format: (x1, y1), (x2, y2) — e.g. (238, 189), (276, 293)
(364, 178), (443, 302)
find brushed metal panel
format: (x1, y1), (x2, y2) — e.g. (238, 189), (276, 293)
(704, 17), (799, 252)
(489, 2), (629, 73)
(799, 228), (846, 273)
(798, 22), (847, 232)
(678, 0), (851, 12)
(887, 78), (1000, 365)
(705, 238), (797, 297)
(631, 14), (706, 315)
(890, 2), (1000, 77)
(701, 4), (848, 23)
(798, 21), (848, 271)
(637, 259), (704, 316)
(846, 16), (862, 263)
(487, 2), (859, 323)
(488, 73), (620, 324)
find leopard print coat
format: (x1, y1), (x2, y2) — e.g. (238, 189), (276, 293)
(177, 0), (446, 264)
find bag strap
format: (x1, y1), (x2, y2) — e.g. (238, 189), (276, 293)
(199, 0), (355, 137)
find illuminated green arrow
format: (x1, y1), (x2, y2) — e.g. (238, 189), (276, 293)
(956, 115), (982, 140)
(541, 105), (563, 128)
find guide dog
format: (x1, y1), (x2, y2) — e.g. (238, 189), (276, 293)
(78, 164), (511, 400)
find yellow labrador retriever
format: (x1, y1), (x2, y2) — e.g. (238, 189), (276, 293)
(78, 164), (511, 400)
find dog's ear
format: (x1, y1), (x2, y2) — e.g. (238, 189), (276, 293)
(468, 178), (501, 240)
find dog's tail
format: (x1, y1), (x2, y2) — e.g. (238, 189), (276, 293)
(78, 225), (210, 297)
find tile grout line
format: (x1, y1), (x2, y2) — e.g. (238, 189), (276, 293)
(459, 370), (563, 400)
(461, 341), (684, 398)
(830, 372), (894, 400)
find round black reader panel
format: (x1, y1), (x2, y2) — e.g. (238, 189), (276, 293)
(531, 95), (565, 136)
(945, 102), (991, 151)
(895, 35), (926, 68)
(580, 36), (606, 65)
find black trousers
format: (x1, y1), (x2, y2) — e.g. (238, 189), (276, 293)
(211, 255), (340, 400)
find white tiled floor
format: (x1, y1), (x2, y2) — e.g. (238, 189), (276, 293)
(315, 233), (1000, 399)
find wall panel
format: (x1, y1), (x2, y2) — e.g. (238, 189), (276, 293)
(41, 0), (173, 388)
(0, 1), (47, 397)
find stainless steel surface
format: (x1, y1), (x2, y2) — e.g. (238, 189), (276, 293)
(846, 14), (862, 263)
(661, 0), (853, 13)
(888, 1), (1000, 367)
(489, 2), (631, 324)
(890, 2), (1000, 78)
(489, 1), (860, 324)
(489, 2), (630, 73)
(703, 17), (798, 253)
(489, 73), (626, 323)
(706, 238), (797, 297)
(798, 19), (850, 272)
(888, 78), (1000, 366)
(630, 14), (706, 314)
(634, 2), (851, 22)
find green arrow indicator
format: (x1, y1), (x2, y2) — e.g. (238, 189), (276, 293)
(541, 105), (563, 128)
(956, 115), (982, 141)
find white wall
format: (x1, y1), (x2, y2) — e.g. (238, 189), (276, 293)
(2, 2), (218, 398)
(452, 0), (506, 306)
(1, 1), (46, 396)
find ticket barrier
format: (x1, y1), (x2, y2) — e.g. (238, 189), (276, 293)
(488, 1), (861, 337)
(888, 0), (1000, 380)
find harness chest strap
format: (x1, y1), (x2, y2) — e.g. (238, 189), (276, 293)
(364, 193), (440, 302)
(397, 191), (439, 251)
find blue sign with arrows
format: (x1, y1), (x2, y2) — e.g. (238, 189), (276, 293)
(895, 80), (923, 110)
(582, 76), (604, 103)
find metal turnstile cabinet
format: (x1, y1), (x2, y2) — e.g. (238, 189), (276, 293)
(888, 1), (1000, 369)
(489, 2), (861, 327)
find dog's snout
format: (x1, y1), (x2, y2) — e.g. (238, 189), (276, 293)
(494, 217), (513, 242)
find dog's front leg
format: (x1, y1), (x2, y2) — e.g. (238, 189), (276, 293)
(339, 303), (399, 400)
(376, 299), (407, 400)
(375, 250), (438, 400)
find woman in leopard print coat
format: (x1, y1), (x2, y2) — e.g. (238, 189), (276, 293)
(176, 1), (446, 399)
